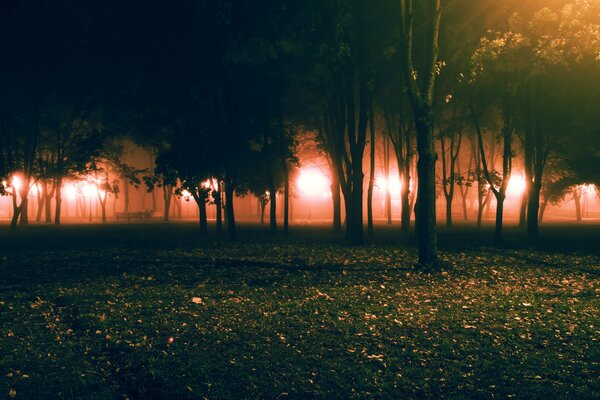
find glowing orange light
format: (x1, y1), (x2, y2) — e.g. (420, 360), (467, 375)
(11, 175), (22, 192)
(507, 175), (526, 197)
(64, 184), (77, 200)
(82, 183), (95, 198)
(202, 178), (218, 190)
(579, 183), (597, 196)
(297, 168), (330, 197)
(376, 176), (402, 196)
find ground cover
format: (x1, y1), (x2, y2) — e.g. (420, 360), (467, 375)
(0, 223), (598, 399)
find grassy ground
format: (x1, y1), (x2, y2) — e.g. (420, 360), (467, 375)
(0, 222), (598, 399)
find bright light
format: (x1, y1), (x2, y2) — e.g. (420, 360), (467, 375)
(507, 175), (527, 197)
(376, 176), (402, 196)
(82, 183), (95, 198)
(30, 183), (39, 196)
(181, 189), (191, 198)
(64, 184), (77, 200)
(11, 175), (22, 192)
(297, 168), (330, 197)
(579, 183), (597, 196)
(202, 178), (218, 190)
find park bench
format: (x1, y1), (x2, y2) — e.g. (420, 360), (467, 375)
(115, 210), (154, 221)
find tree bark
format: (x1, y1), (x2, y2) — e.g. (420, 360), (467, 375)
(573, 188), (582, 221)
(192, 191), (208, 236)
(330, 165), (342, 233)
(163, 184), (171, 221)
(35, 183), (44, 222)
(54, 177), (63, 225)
(269, 188), (276, 233)
(282, 160), (289, 235)
(225, 180), (237, 241)
(367, 98), (376, 235)
(399, 0), (442, 266)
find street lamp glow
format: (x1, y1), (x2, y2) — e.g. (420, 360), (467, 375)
(82, 183), (95, 198)
(11, 175), (22, 192)
(507, 175), (526, 197)
(297, 168), (330, 197)
(376, 176), (402, 196)
(65, 184), (77, 200)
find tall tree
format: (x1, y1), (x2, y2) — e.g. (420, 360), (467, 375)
(399, 0), (442, 266)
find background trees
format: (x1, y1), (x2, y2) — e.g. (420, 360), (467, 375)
(1, 0), (598, 267)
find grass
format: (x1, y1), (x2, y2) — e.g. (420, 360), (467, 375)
(0, 222), (598, 399)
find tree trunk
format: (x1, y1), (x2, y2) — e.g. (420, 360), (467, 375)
(54, 177), (63, 225)
(518, 192), (528, 228)
(495, 194), (505, 243)
(18, 185), (29, 225)
(163, 185), (171, 221)
(282, 161), (289, 235)
(193, 192), (208, 236)
(349, 166), (364, 245)
(35, 183), (44, 222)
(445, 197), (452, 228)
(331, 170), (342, 233)
(99, 196), (107, 223)
(45, 182), (54, 223)
(539, 199), (547, 223)
(214, 183), (222, 233)
(225, 180), (237, 241)
(10, 186), (20, 229)
(269, 187), (276, 233)
(367, 98), (376, 235)
(573, 189), (582, 221)
(414, 111), (438, 266)
(400, 181), (411, 232)
(260, 201), (265, 224)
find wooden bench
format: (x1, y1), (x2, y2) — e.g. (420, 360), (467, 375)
(116, 210), (154, 221)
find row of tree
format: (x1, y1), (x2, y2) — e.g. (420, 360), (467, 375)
(1, 0), (598, 267)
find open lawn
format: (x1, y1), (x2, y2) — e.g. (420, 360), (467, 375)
(0, 222), (598, 399)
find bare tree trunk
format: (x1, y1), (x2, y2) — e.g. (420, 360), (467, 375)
(98, 192), (107, 223)
(269, 187), (277, 233)
(573, 188), (582, 221)
(518, 192), (528, 228)
(214, 181), (222, 233)
(282, 161), (289, 235)
(192, 191), (208, 236)
(399, 0), (442, 266)
(225, 179), (237, 241)
(10, 186), (19, 228)
(367, 98), (376, 235)
(539, 198), (548, 223)
(54, 177), (63, 225)
(35, 183), (44, 222)
(331, 167), (342, 233)
(163, 184), (171, 221)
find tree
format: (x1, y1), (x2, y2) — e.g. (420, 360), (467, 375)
(398, 0), (443, 266)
